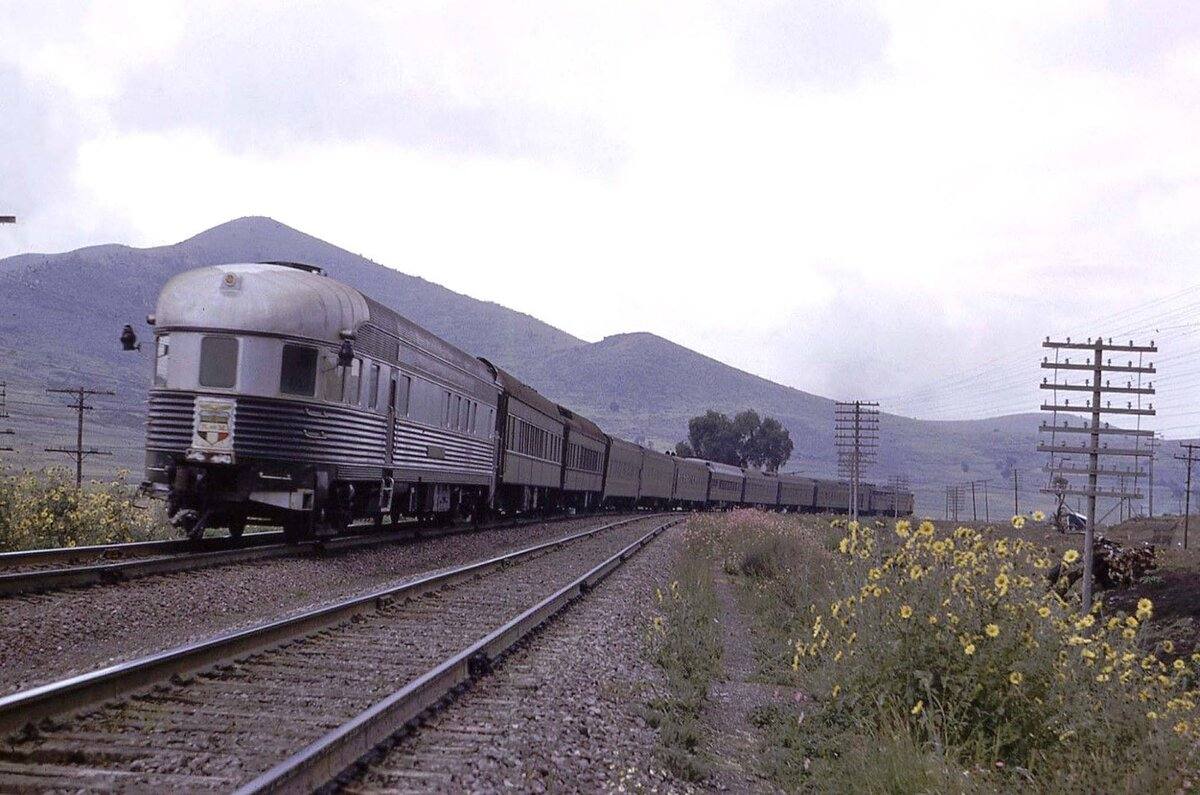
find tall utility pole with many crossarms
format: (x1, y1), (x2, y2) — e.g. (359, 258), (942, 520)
(1037, 336), (1156, 612)
(835, 401), (879, 523)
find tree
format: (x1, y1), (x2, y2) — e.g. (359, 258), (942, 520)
(743, 416), (794, 472)
(685, 410), (742, 465)
(678, 409), (794, 471)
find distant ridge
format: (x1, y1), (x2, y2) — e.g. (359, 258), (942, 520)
(0, 216), (1187, 512)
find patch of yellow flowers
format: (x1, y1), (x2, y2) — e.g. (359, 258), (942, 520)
(794, 518), (1199, 764)
(0, 468), (166, 551)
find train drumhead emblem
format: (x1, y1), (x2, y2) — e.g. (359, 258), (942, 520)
(189, 398), (236, 459)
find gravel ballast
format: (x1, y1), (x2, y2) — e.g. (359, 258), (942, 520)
(341, 522), (687, 794)
(0, 516), (621, 696)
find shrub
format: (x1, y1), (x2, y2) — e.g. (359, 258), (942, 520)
(0, 467), (171, 551)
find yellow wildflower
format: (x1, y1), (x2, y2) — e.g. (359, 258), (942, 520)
(964, 643), (977, 656)
(911, 699), (924, 716)
(985, 623), (1000, 638)
(1009, 671), (1023, 685)
(1038, 606), (1051, 618)
(1011, 515), (1026, 529)
(899, 605), (913, 619)
(1062, 549), (1080, 565)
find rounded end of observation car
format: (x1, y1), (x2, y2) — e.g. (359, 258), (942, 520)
(154, 262), (370, 344)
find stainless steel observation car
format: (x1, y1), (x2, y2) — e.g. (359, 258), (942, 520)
(145, 262), (499, 538)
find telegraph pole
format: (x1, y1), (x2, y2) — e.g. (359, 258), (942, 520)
(1012, 469), (1019, 516)
(45, 386), (115, 488)
(1038, 336), (1156, 612)
(0, 384), (12, 457)
(835, 401), (879, 523)
(1175, 443), (1200, 550)
(1148, 433), (1161, 517)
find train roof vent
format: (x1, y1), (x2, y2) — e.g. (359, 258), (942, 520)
(259, 260), (325, 275)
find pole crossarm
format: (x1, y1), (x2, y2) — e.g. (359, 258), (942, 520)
(1039, 383), (1155, 395)
(1039, 487), (1144, 499)
(1039, 404), (1155, 416)
(1037, 444), (1155, 457)
(1038, 424), (1155, 437)
(1041, 362), (1156, 374)
(1043, 340), (1157, 353)
(1045, 465), (1147, 478)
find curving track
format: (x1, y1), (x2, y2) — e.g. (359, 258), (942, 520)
(0, 514), (677, 792)
(0, 514), (608, 597)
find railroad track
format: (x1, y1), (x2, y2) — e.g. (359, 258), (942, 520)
(0, 512), (618, 597)
(0, 513), (677, 792)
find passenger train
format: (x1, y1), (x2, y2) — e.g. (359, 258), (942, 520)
(142, 262), (914, 539)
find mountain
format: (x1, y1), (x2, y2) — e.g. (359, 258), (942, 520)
(0, 217), (1184, 514)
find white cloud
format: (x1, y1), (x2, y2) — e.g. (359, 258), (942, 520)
(5, 1), (1200, 431)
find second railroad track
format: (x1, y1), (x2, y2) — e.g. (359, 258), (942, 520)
(0, 513), (678, 792)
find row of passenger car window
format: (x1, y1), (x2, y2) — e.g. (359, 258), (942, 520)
(566, 442), (603, 473)
(180, 335), (492, 437)
(505, 415), (562, 463)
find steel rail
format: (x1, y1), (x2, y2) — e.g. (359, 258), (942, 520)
(0, 511), (616, 597)
(0, 530), (286, 569)
(0, 513), (661, 736)
(237, 516), (677, 794)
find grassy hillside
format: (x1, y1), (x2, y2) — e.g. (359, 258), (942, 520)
(0, 217), (1184, 515)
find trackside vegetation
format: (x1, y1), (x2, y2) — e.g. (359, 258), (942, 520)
(644, 526), (723, 781)
(0, 467), (170, 551)
(652, 510), (1200, 792)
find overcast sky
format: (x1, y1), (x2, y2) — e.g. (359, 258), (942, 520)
(3, 2), (1199, 431)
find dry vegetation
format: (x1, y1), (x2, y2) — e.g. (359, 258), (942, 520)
(650, 510), (1200, 792)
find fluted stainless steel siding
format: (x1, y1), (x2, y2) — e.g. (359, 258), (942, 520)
(229, 397), (387, 465)
(392, 420), (494, 479)
(146, 391), (196, 452)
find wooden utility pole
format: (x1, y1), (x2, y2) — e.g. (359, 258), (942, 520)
(1148, 433), (1161, 517)
(1012, 469), (1019, 516)
(45, 387), (115, 488)
(0, 383), (11, 456)
(835, 401), (879, 523)
(1038, 336), (1156, 612)
(1175, 443), (1200, 550)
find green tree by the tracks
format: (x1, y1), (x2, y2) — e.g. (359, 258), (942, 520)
(674, 409), (793, 471)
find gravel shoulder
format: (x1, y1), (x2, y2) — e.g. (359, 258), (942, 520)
(0, 516), (621, 696)
(342, 523), (689, 794)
